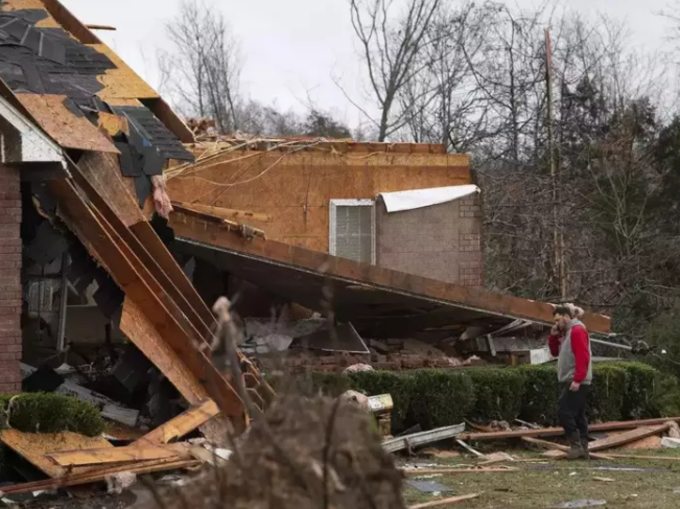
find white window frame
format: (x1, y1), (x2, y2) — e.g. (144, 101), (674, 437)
(329, 199), (376, 265)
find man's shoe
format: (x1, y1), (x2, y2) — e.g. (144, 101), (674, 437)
(580, 436), (591, 460)
(565, 432), (587, 460)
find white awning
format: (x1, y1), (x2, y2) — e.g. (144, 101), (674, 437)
(378, 185), (480, 213)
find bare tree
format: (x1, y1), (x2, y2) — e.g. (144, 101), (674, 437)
(158, 0), (242, 132)
(346, 0), (442, 141)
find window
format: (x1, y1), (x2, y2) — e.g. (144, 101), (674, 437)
(329, 200), (375, 264)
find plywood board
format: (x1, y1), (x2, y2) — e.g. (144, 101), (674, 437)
(120, 299), (207, 405)
(98, 112), (129, 137)
(2, 0), (60, 28)
(137, 400), (220, 445)
(48, 443), (189, 467)
(16, 94), (119, 153)
(0, 430), (113, 478)
(89, 44), (159, 100)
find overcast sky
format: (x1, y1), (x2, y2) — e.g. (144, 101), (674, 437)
(61, 0), (676, 126)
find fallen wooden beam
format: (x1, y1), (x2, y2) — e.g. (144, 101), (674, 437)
(459, 417), (680, 441)
(47, 443), (190, 467)
(403, 468), (517, 475)
(605, 453), (680, 461)
(522, 437), (613, 460)
(587, 424), (671, 452)
(136, 399), (220, 445)
(409, 493), (480, 509)
(383, 424), (465, 453)
(0, 458), (199, 496)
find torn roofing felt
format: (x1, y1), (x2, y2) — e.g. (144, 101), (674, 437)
(0, 0), (194, 206)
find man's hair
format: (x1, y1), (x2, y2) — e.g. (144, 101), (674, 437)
(553, 305), (573, 318)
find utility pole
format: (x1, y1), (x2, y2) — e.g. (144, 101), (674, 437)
(545, 28), (567, 299)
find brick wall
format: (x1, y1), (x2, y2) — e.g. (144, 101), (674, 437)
(0, 165), (22, 393)
(376, 193), (484, 287)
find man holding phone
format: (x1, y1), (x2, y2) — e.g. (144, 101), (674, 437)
(548, 304), (592, 460)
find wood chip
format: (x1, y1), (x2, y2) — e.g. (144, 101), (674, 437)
(409, 493), (481, 509)
(593, 477), (615, 482)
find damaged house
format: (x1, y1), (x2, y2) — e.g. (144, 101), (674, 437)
(0, 0), (611, 438)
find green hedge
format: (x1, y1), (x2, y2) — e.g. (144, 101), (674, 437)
(308, 362), (680, 433)
(0, 393), (104, 437)
(467, 368), (525, 423)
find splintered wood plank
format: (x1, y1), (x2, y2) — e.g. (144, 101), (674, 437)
(16, 94), (119, 153)
(587, 424), (671, 452)
(0, 430), (113, 478)
(48, 443), (190, 467)
(522, 437), (613, 460)
(0, 458), (200, 496)
(136, 400), (220, 445)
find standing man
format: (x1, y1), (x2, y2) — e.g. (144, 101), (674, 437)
(548, 304), (592, 460)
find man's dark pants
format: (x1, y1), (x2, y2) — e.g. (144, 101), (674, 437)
(558, 383), (589, 440)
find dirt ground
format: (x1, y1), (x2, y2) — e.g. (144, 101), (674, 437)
(402, 449), (680, 509)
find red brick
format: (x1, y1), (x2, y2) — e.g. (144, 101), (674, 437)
(0, 383), (20, 393)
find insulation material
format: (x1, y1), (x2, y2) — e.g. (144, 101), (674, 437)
(16, 93), (119, 153)
(151, 174), (173, 219)
(379, 185), (480, 213)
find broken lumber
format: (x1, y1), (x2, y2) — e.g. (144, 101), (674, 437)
(383, 423), (465, 453)
(403, 468), (517, 475)
(522, 437), (613, 460)
(0, 457), (200, 496)
(47, 443), (190, 467)
(409, 493), (481, 509)
(587, 424), (671, 452)
(458, 417), (680, 441)
(604, 453), (680, 461)
(0, 430), (114, 478)
(136, 399), (220, 445)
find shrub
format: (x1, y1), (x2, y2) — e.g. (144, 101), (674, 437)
(611, 362), (660, 419)
(349, 371), (414, 433)
(407, 370), (476, 430)
(517, 364), (560, 425)
(651, 373), (680, 417)
(587, 364), (628, 423)
(0, 393), (104, 436)
(466, 368), (525, 423)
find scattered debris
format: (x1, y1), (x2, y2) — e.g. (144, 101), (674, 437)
(593, 477), (615, 483)
(456, 439), (483, 457)
(478, 452), (515, 465)
(344, 364), (374, 373)
(661, 437), (680, 449)
(383, 424), (466, 454)
(106, 472), (137, 495)
(420, 449), (461, 460)
(408, 493), (481, 509)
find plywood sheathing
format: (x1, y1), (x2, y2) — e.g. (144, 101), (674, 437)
(1, 0), (60, 28)
(0, 430), (113, 478)
(120, 299), (208, 405)
(88, 44), (159, 101)
(98, 112), (130, 137)
(16, 94), (119, 154)
(167, 151), (471, 252)
(169, 211), (611, 334)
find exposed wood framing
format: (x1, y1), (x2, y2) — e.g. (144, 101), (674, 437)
(169, 211), (611, 333)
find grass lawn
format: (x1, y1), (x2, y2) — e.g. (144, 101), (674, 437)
(402, 449), (680, 508)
